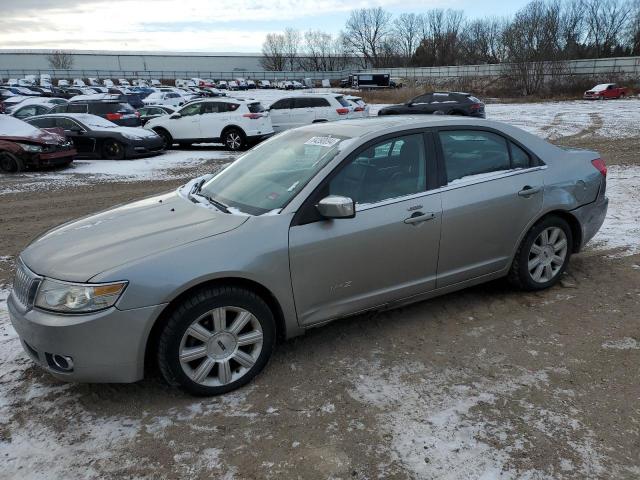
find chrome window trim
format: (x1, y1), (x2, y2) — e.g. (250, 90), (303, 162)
(355, 166), (547, 212)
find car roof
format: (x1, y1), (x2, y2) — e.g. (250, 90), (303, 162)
(31, 113), (105, 123)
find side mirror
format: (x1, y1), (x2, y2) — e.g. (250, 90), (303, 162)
(316, 195), (355, 219)
(406, 102), (414, 107)
(70, 126), (83, 133)
(170, 113), (181, 119)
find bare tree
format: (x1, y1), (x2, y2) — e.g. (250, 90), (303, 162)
(584, 0), (632, 57)
(630, 0), (640, 54)
(414, 9), (465, 66)
(393, 13), (421, 65)
(47, 50), (74, 70)
(460, 17), (507, 64)
(283, 28), (302, 71)
(260, 33), (286, 71)
(301, 30), (348, 71)
(502, 0), (564, 94)
(343, 7), (393, 68)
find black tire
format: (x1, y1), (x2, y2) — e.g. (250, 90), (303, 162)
(157, 286), (276, 396)
(102, 139), (126, 160)
(508, 215), (573, 291)
(0, 151), (25, 173)
(154, 129), (174, 149)
(222, 128), (246, 151)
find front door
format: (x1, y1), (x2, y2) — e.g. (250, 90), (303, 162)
(435, 129), (545, 287)
(55, 117), (95, 155)
(289, 133), (442, 326)
(170, 103), (203, 140)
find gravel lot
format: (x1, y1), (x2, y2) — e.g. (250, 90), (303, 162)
(1, 99), (639, 479)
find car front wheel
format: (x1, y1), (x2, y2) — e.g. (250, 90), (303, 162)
(0, 151), (24, 173)
(508, 215), (573, 291)
(157, 286), (276, 396)
(102, 139), (126, 160)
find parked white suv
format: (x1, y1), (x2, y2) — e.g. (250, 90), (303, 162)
(268, 93), (352, 132)
(144, 98), (274, 151)
(143, 91), (186, 107)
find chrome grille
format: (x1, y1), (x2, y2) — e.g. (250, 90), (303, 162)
(12, 261), (41, 310)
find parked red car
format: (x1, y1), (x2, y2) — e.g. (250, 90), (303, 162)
(583, 83), (629, 100)
(0, 115), (76, 173)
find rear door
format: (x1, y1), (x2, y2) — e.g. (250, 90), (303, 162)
(268, 98), (292, 132)
(289, 132), (442, 326)
(435, 128), (544, 287)
(291, 97), (316, 127)
(199, 102), (233, 139)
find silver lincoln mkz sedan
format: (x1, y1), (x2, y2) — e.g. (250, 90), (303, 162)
(9, 116), (608, 395)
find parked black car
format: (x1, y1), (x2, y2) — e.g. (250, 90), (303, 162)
(378, 92), (485, 118)
(137, 105), (175, 125)
(48, 97), (142, 127)
(26, 113), (164, 160)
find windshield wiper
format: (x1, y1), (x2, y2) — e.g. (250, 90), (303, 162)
(187, 178), (230, 213)
(199, 194), (230, 213)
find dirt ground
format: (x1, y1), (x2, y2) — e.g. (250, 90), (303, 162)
(0, 135), (639, 479)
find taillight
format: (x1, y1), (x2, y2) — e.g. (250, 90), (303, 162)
(354, 106), (364, 112)
(470, 103), (482, 111)
(336, 108), (349, 115)
(243, 113), (263, 119)
(106, 113), (123, 121)
(591, 158), (607, 177)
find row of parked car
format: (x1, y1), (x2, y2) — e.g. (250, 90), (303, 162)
(0, 90), (370, 172)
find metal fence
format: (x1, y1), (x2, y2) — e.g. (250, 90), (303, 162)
(1, 56), (639, 82)
(366, 56), (640, 79)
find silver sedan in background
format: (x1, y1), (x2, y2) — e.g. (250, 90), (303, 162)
(8, 116), (608, 395)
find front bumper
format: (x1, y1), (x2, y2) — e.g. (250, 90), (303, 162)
(126, 136), (165, 157)
(572, 194), (609, 251)
(8, 293), (165, 383)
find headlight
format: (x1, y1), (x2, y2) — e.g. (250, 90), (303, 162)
(121, 132), (142, 140)
(35, 278), (127, 313)
(16, 143), (43, 153)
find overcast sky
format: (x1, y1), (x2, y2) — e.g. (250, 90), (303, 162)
(0, 0), (532, 52)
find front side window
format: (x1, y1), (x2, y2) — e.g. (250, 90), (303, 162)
(329, 134), (427, 206)
(68, 104), (88, 113)
(439, 130), (511, 183)
(270, 98), (292, 110)
(55, 118), (83, 130)
(200, 130), (351, 215)
(179, 103), (202, 116)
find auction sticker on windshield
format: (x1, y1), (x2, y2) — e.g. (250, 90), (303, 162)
(304, 136), (341, 147)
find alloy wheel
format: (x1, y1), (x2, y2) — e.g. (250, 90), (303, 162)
(527, 227), (568, 283)
(179, 306), (263, 386)
(225, 131), (242, 151)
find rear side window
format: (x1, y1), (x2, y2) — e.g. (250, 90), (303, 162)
(49, 104), (68, 114)
(439, 130), (510, 183)
(68, 103), (88, 113)
(335, 96), (350, 107)
(510, 142), (531, 169)
(248, 102), (265, 113)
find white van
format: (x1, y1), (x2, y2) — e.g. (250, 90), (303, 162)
(102, 79), (114, 87)
(73, 78), (86, 87)
(267, 93), (351, 132)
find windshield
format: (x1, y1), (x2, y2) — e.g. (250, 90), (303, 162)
(199, 129), (351, 215)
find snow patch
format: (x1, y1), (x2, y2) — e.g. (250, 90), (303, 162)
(601, 337), (639, 350)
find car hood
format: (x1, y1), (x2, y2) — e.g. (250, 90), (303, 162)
(21, 191), (248, 282)
(1, 129), (66, 145)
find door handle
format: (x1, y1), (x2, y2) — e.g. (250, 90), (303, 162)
(518, 185), (542, 197)
(404, 211), (436, 224)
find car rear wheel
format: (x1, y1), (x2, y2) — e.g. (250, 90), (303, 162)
(0, 151), (24, 173)
(223, 128), (245, 151)
(157, 286), (276, 396)
(508, 215), (573, 291)
(102, 139), (126, 160)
